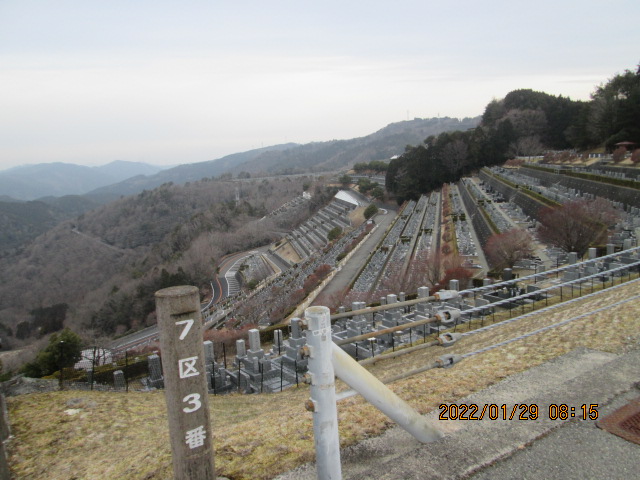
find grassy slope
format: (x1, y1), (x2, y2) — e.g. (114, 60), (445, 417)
(7, 279), (640, 480)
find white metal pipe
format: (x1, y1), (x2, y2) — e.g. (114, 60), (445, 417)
(305, 306), (342, 480)
(331, 342), (443, 443)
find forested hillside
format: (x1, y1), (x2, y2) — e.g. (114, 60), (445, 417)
(226, 117), (480, 176)
(0, 176), (328, 347)
(386, 64), (640, 202)
(0, 196), (101, 256)
(84, 117), (480, 199)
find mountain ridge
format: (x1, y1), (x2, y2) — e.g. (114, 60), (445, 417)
(0, 160), (165, 201)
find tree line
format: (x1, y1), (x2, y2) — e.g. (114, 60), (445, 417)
(386, 64), (640, 203)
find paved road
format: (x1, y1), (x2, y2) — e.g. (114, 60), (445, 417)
(316, 208), (397, 301)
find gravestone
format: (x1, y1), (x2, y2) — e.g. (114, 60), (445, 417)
(148, 354), (164, 389)
(247, 329), (265, 360)
(270, 329), (284, 356)
(114, 370), (126, 390)
(203, 341), (215, 366)
(415, 287), (430, 315)
(283, 318), (308, 368)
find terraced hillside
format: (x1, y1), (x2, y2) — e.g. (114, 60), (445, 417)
(6, 275), (639, 480)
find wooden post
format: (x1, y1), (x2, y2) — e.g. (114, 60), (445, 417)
(155, 286), (216, 480)
(0, 394), (11, 480)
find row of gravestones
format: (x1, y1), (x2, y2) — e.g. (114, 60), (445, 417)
(120, 241), (640, 396)
(129, 241), (640, 396)
(562, 246), (640, 282)
(353, 200), (418, 292)
(135, 318), (310, 395)
(128, 287), (471, 395)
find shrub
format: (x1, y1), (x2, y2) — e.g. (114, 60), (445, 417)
(364, 204), (378, 219)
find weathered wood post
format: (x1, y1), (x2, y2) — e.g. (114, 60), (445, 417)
(0, 393), (10, 480)
(155, 285), (216, 480)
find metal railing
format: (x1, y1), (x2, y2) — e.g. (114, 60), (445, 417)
(303, 249), (640, 479)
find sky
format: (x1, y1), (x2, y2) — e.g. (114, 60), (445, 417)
(1, 1), (638, 171)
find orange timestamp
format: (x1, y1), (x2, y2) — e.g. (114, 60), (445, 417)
(438, 403), (599, 421)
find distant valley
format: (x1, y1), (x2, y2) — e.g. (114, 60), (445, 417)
(0, 117), (479, 256)
(0, 160), (165, 201)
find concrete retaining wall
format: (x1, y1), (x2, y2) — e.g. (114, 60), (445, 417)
(521, 166), (640, 209)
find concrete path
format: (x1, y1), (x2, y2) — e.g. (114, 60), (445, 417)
(316, 208), (397, 300)
(274, 345), (640, 479)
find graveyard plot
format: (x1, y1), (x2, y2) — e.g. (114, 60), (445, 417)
(6, 280), (640, 480)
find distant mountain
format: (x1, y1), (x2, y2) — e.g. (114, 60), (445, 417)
(85, 143), (299, 200)
(226, 117), (481, 176)
(86, 118), (480, 198)
(0, 161), (165, 201)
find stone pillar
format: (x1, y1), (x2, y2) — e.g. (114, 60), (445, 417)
(568, 252), (578, 264)
(483, 278), (492, 286)
(588, 248), (597, 260)
(607, 244), (615, 255)
(449, 279), (459, 291)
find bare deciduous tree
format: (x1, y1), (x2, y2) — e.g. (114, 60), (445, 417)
(537, 198), (619, 257)
(508, 135), (544, 157)
(441, 139), (469, 174)
(485, 228), (535, 271)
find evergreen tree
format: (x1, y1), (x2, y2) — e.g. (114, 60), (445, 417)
(22, 328), (82, 379)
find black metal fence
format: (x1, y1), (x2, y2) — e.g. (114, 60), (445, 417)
(57, 347), (159, 392)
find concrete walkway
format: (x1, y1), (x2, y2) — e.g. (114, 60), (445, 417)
(315, 208), (397, 300)
(274, 345), (640, 480)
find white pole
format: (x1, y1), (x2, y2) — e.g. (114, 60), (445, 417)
(331, 342), (443, 443)
(305, 306), (342, 480)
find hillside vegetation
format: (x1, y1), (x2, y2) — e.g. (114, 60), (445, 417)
(85, 117), (480, 199)
(6, 279), (639, 480)
(387, 64), (640, 202)
(0, 176), (327, 350)
(0, 196), (102, 256)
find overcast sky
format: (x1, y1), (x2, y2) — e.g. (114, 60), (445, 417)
(1, 1), (638, 170)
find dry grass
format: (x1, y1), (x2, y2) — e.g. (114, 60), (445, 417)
(7, 280), (640, 480)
